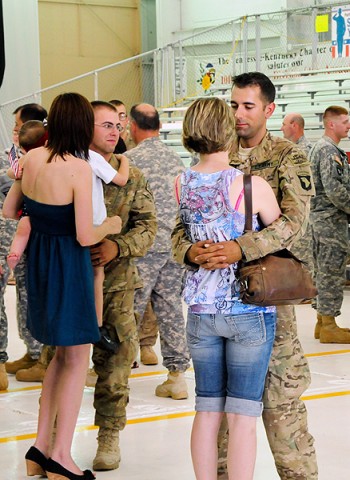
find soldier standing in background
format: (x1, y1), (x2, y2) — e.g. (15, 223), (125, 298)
(281, 111), (314, 288)
(109, 98), (154, 368)
(1, 104), (46, 383)
(89, 101), (157, 471)
(126, 103), (190, 398)
(281, 112), (313, 155)
(309, 105), (350, 343)
(172, 72), (318, 479)
(109, 99), (136, 152)
(0, 153), (16, 390)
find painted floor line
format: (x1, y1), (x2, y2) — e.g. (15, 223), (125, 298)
(0, 385), (42, 394)
(2, 350), (349, 395)
(0, 412), (196, 444)
(305, 349), (350, 358)
(301, 389), (350, 401)
(1, 389), (350, 445)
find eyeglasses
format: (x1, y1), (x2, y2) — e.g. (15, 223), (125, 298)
(118, 113), (127, 121)
(94, 122), (123, 132)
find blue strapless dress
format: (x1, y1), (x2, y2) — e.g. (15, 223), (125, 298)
(24, 195), (99, 346)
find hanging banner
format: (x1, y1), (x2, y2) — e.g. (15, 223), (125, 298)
(190, 43), (344, 95)
(331, 5), (350, 58)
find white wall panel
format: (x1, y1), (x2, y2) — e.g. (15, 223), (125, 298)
(156, 0), (291, 46)
(0, 0), (41, 103)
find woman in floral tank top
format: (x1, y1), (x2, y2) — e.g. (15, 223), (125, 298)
(175, 98), (281, 480)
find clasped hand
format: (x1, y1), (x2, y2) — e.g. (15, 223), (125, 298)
(90, 238), (119, 267)
(187, 239), (243, 270)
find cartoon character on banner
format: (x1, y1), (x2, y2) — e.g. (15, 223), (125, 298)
(197, 63), (216, 92)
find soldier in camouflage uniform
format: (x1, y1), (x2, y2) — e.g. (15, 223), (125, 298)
(280, 112), (314, 278)
(108, 100), (156, 368)
(2, 104), (47, 379)
(309, 105), (350, 344)
(0, 149), (42, 386)
(172, 72), (318, 479)
(281, 112), (313, 156)
(89, 101), (157, 471)
(0, 153), (17, 390)
(125, 103), (190, 398)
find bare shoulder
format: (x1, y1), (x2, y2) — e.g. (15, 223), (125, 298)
(66, 155), (91, 176)
(251, 175), (271, 192)
(231, 172), (244, 189)
(22, 147), (48, 167)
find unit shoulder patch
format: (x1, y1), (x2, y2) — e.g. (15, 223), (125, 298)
(298, 174), (312, 191)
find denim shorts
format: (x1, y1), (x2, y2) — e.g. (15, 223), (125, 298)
(186, 310), (276, 417)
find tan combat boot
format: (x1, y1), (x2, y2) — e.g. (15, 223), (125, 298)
(319, 315), (350, 343)
(140, 346), (158, 365)
(86, 367), (97, 388)
(93, 427), (120, 471)
(314, 313), (323, 339)
(0, 364), (9, 391)
(315, 313), (350, 340)
(5, 353), (37, 374)
(16, 344), (54, 382)
(16, 360), (46, 382)
(155, 371), (188, 400)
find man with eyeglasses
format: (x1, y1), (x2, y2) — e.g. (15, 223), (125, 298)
(94, 120), (124, 133)
(172, 72), (318, 479)
(89, 100), (157, 471)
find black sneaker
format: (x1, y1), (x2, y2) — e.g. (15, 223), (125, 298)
(94, 326), (119, 354)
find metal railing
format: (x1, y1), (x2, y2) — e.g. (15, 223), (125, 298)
(1, 1), (349, 149)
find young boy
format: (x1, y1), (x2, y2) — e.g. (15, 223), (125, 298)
(7, 121), (48, 270)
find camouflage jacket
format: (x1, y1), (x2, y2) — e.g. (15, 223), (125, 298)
(0, 151), (16, 258)
(296, 135), (313, 156)
(125, 137), (184, 253)
(103, 154), (157, 292)
(0, 150), (13, 201)
(172, 131), (314, 263)
(309, 135), (350, 220)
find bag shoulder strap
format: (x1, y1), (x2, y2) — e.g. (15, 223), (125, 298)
(243, 174), (253, 233)
(174, 174), (181, 204)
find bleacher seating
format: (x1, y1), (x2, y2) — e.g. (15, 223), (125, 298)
(159, 71), (350, 162)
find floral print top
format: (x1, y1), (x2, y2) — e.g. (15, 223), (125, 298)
(179, 168), (275, 315)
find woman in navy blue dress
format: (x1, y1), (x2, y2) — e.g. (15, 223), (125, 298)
(3, 93), (121, 479)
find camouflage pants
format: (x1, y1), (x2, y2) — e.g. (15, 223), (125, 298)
(13, 254), (42, 359)
(218, 305), (318, 479)
(137, 299), (159, 347)
(0, 217), (16, 362)
(135, 252), (190, 372)
(0, 258), (10, 363)
(93, 289), (138, 431)
(311, 219), (348, 317)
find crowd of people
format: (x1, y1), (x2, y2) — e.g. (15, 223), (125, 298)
(0, 69), (350, 479)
